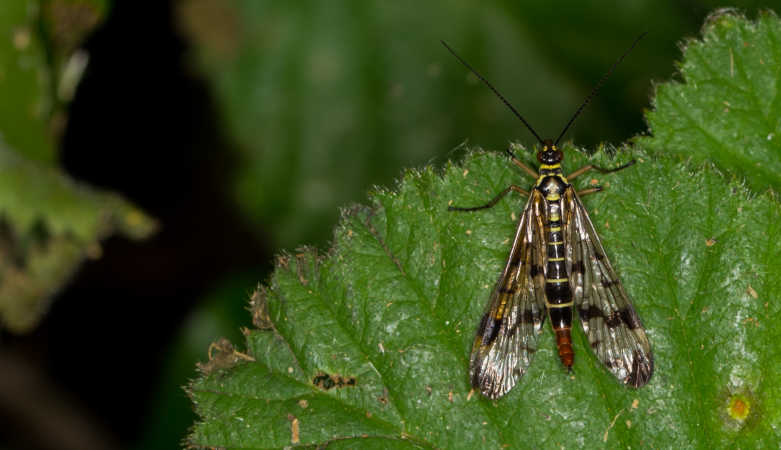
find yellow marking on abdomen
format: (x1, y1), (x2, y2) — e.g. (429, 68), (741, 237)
(546, 278), (568, 283)
(493, 297), (509, 320)
(547, 193), (561, 201)
(549, 226), (561, 232)
(546, 301), (574, 308)
(548, 256), (565, 261)
(548, 241), (564, 245)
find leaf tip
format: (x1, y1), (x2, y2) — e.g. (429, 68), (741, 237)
(249, 286), (273, 330)
(702, 7), (744, 33)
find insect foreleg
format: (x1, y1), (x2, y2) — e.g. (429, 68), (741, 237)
(505, 148), (539, 179)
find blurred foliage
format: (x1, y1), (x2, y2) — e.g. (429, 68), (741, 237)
(177, 0), (700, 249)
(185, 9), (781, 449)
(0, 0), (156, 333)
(0, 142), (155, 333)
(0, 0), (109, 164)
(0, 1), (56, 164)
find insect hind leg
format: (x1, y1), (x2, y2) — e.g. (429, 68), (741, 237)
(576, 186), (603, 197)
(448, 185), (528, 212)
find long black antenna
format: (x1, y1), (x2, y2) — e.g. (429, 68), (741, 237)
(441, 40), (544, 146)
(554, 32), (648, 145)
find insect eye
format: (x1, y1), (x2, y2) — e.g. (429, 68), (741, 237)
(536, 151), (544, 163)
(556, 150), (564, 161)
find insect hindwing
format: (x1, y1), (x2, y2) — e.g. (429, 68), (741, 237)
(564, 187), (653, 387)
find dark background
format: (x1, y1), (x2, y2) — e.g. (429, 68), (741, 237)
(0, 1), (773, 449)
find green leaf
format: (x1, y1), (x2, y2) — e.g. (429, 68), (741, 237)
(187, 145), (781, 448)
(641, 9), (781, 192)
(0, 144), (156, 333)
(0, 0), (109, 164)
(0, 1), (146, 333)
(187, 11), (781, 448)
(0, 1), (56, 164)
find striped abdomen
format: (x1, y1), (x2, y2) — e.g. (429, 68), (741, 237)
(544, 194), (574, 369)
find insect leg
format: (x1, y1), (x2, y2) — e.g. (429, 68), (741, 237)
(567, 159), (636, 181)
(576, 187), (603, 197)
(448, 185), (528, 211)
(506, 148), (539, 179)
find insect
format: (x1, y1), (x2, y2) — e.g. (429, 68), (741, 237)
(443, 35), (653, 399)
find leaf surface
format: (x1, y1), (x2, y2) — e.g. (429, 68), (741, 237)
(642, 10), (781, 191)
(188, 147), (781, 448)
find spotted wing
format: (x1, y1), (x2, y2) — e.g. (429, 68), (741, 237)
(470, 189), (547, 399)
(563, 187), (653, 387)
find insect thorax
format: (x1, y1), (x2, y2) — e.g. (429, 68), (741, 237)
(535, 171), (569, 198)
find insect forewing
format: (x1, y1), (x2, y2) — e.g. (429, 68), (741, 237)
(470, 190), (547, 399)
(564, 188), (653, 387)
